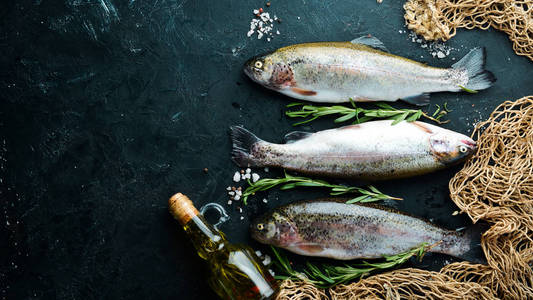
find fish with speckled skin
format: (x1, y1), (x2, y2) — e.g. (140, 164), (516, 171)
(251, 199), (480, 261)
(230, 120), (476, 180)
(243, 36), (495, 105)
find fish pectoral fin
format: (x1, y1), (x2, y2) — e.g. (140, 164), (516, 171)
(350, 35), (389, 52)
(402, 93), (430, 106)
(291, 87), (317, 96)
(296, 243), (324, 254)
(284, 131), (313, 143)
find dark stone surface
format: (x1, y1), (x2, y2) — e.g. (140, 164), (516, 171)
(1, 0), (531, 299)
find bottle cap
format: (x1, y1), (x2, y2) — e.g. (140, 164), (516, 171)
(169, 193), (199, 225)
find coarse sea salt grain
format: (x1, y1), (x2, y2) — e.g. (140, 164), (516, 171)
(247, 8), (279, 42)
(233, 172), (241, 182)
(244, 173), (251, 179)
(246, 168), (251, 174)
(407, 31), (456, 58)
(252, 173), (260, 182)
(263, 198), (268, 203)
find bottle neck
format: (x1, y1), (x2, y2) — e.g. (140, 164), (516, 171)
(183, 214), (227, 260)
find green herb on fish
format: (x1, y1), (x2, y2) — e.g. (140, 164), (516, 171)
(285, 100), (450, 126)
(459, 85), (478, 94)
(241, 171), (401, 205)
(271, 243), (434, 288)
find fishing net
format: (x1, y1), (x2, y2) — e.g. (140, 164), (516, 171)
(276, 96), (533, 300)
(445, 96), (533, 298)
(403, 0), (533, 61)
(276, 280), (329, 300)
(330, 268), (497, 299)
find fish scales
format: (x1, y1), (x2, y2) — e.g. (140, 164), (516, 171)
(284, 44), (450, 94)
(231, 120), (476, 180)
(244, 39), (495, 105)
(251, 200), (476, 260)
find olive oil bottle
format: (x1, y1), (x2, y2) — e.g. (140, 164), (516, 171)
(169, 193), (278, 300)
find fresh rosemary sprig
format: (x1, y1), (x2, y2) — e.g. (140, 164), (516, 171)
(271, 242), (434, 289)
(241, 172), (402, 205)
(285, 100), (450, 126)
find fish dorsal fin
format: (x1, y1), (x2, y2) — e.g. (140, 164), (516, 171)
(350, 35), (389, 52)
(284, 131), (313, 143)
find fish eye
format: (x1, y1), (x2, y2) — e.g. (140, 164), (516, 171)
(256, 223), (264, 230)
(254, 61), (263, 69)
(459, 145), (468, 153)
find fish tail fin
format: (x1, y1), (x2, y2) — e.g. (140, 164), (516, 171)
(230, 125), (266, 168)
(451, 47), (496, 92)
(437, 223), (487, 264)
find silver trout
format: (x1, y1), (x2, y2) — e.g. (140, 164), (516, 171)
(251, 200), (480, 260)
(230, 120), (476, 180)
(243, 36), (495, 105)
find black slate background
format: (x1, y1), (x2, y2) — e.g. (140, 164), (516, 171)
(1, 0), (532, 299)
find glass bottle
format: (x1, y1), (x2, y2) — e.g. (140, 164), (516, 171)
(169, 193), (278, 300)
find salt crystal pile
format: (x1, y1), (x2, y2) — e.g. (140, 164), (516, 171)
(247, 8), (279, 41)
(407, 31), (455, 59)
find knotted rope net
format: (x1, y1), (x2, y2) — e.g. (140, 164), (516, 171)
(403, 0), (533, 61)
(276, 96), (533, 299)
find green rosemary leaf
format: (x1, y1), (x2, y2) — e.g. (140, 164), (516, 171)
(375, 102), (395, 110)
(330, 187), (349, 192)
(406, 110), (421, 122)
(346, 195), (369, 204)
(287, 102), (305, 108)
(368, 185), (381, 194)
(432, 104), (441, 117)
(459, 85), (478, 94)
(353, 116), (373, 124)
(334, 112), (357, 123)
(391, 112), (408, 125)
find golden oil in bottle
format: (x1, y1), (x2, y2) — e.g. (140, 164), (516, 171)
(169, 193), (278, 300)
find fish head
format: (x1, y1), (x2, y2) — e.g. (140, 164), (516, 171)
(430, 132), (477, 165)
(250, 211), (298, 247)
(244, 53), (292, 89)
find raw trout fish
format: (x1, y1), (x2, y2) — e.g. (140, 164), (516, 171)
(230, 120), (476, 180)
(251, 200), (479, 260)
(243, 36), (496, 105)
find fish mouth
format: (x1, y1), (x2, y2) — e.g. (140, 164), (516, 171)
(243, 63), (256, 82)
